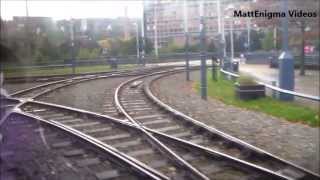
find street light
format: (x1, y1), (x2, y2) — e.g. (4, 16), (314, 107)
(223, 4), (235, 72)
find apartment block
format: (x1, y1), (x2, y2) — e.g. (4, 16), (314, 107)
(144, 0), (252, 48)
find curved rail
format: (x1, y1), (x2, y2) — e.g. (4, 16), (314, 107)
(115, 69), (210, 180)
(9, 66), (177, 100)
(114, 70), (293, 180)
(146, 72), (320, 180)
(14, 100), (200, 180)
(1, 112), (162, 180)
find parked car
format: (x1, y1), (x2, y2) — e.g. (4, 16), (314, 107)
(269, 55), (319, 69)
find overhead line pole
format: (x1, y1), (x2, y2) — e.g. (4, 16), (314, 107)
(154, 1), (159, 59)
(184, 0), (190, 81)
(135, 22), (140, 64)
(141, 0), (146, 66)
(199, 0), (207, 100)
(70, 19), (76, 75)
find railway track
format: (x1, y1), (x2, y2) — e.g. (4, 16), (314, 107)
(114, 72), (320, 180)
(35, 76), (130, 119)
(16, 101), (202, 179)
(4, 67), (285, 179)
(9, 66), (179, 100)
(0, 112), (161, 180)
(11, 100), (291, 180)
(2, 68), (318, 179)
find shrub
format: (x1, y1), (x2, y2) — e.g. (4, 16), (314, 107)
(237, 74), (257, 86)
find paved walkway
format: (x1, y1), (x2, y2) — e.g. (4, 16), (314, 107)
(151, 71), (319, 174)
(239, 64), (319, 96)
(239, 64), (319, 110)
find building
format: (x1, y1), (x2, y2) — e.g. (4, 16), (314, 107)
(144, 0), (252, 48)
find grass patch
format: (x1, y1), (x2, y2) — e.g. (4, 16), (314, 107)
(194, 71), (319, 127)
(4, 64), (135, 78)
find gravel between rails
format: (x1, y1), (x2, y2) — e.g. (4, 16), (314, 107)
(37, 77), (130, 116)
(3, 82), (45, 94)
(0, 113), (144, 180)
(150, 70), (320, 174)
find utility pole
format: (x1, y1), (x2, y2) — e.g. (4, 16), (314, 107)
(246, 18), (251, 53)
(199, 0), (207, 100)
(273, 26), (277, 49)
(278, 0), (294, 101)
(184, 0), (190, 81)
(213, 0), (223, 81)
(141, 0), (146, 66)
(70, 19), (76, 75)
(230, 19), (234, 62)
(25, 0), (31, 61)
(135, 22), (140, 64)
(221, 2), (227, 70)
(153, 1), (159, 59)
(300, 20), (305, 76)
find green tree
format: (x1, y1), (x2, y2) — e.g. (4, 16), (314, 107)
(159, 41), (184, 54)
(77, 48), (91, 59)
(77, 48), (100, 59)
(261, 31), (274, 51)
(119, 38), (137, 55)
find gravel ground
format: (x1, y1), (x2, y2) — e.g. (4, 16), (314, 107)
(1, 117), (95, 180)
(38, 77), (131, 114)
(151, 71), (320, 174)
(3, 82), (45, 94)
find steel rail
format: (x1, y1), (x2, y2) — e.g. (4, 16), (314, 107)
(10, 98), (292, 180)
(9, 66), (175, 99)
(6, 66), (314, 179)
(115, 69), (210, 180)
(28, 68), (183, 100)
(4, 65), (185, 83)
(8, 69), (198, 179)
(114, 71), (296, 180)
(10, 79), (69, 97)
(13, 100), (171, 180)
(146, 127), (290, 180)
(146, 71), (320, 180)
(3, 111), (163, 180)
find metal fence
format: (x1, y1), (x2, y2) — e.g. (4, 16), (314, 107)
(2, 52), (218, 71)
(220, 68), (320, 102)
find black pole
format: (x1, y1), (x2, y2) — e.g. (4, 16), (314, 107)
(200, 14), (207, 100)
(300, 20), (305, 76)
(141, 0), (147, 66)
(70, 19), (75, 75)
(185, 32), (190, 81)
(211, 56), (217, 81)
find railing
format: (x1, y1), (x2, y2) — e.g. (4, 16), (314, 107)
(220, 68), (320, 102)
(2, 53), (218, 71)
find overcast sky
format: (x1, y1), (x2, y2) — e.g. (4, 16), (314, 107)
(1, 0), (143, 20)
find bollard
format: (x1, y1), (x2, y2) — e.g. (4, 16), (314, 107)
(278, 51), (294, 101)
(211, 57), (217, 81)
(110, 58), (118, 69)
(212, 65), (217, 81)
(272, 81), (277, 99)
